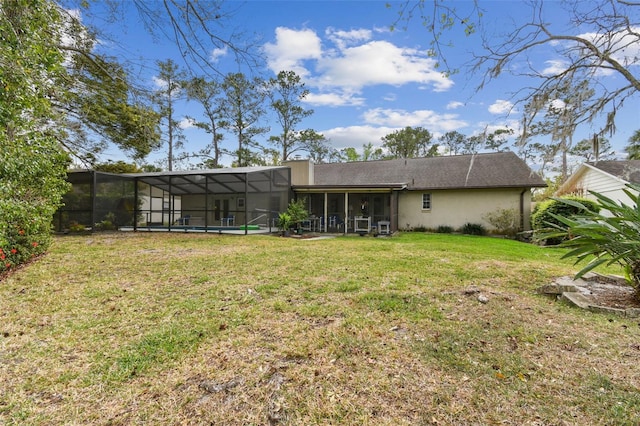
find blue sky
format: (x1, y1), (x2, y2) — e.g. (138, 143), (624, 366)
(86, 0), (639, 168)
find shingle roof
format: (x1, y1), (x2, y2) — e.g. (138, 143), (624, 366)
(588, 160), (640, 184)
(312, 152), (546, 190)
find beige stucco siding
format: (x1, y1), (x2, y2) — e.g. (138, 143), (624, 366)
(398, 188), (532, 231)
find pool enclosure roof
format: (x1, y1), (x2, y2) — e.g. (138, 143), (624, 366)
(118, 165), (290, 195)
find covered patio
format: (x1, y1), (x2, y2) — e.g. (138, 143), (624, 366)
(293, 185), (402, 234)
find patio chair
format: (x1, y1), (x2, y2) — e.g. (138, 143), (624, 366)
(221, 215), (235, 226)
(175, 215), (191, 225)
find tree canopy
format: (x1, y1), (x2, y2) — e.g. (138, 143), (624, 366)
(381, 126), (438, 159)
(1, 0), (71, 274)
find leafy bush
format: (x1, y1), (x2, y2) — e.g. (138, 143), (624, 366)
(538, 184), (640, 292)
(460, 223), (486, 236)
(436, 225), (454, 234)
(532, 196), (600, 245)
(413, 225), (428, 232)
(0, 2), (70, 275)
(483, 208), (520, 236)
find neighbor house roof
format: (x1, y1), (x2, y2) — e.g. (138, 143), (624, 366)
(587, 160), (640, 184)
(557, 160), (640, 196)
(308, 152), (545, 190)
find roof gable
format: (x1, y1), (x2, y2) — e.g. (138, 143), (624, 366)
(588, 160), (640, 185)
(312, 152), (545, 189)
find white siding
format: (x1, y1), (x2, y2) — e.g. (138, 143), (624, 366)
(576, 168), (637, 207)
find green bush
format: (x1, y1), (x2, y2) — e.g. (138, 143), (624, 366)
(460, 223), (486, 236)
(436, 225), (454, 234)
(0, 1), (70, 275)
(532, 196), (600, 245)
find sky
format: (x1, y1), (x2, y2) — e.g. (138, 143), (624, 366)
(83, 0), (640, 169)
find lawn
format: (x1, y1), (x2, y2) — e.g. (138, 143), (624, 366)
(1, 232), (639, 425)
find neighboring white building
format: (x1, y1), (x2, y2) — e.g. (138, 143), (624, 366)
(557, 160), (640, 208)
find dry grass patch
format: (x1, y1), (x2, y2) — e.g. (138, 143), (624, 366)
(1, 232), (639, 425)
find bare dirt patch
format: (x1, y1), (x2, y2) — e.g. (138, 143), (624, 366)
(579, 275), (640, 310)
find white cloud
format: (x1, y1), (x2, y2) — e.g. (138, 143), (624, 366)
(322, 125), (396, 150)
(541, 59), (568, 76)
(488, 99), (514, 115)
(263, 26), (454, 100)
(304, 91), (365, 107)
(361, 108), (467, 132)
(446, 101), (464, 110)
(577, 27), (640, 68)
(325, 27), (372, 50)
(314, 40), (452, 92)
(210, 46), (228, 62)
(179, 117), (196, 130)
(263, 27), (322, 77)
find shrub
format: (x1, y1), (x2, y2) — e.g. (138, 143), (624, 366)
(413, 225), (428, 232)
(436, 225), (454, 234)
(460, 223), (486, 236)
(483, 208), (520, 236)
(532, 196), (600, 245)
(538, 184), (640, 293)
(0, 1), (70, 275)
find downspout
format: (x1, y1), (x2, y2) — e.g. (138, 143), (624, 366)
(519, 189), (526, 231)
(91, 171), (97, 233)
(133, 177), (138, 232)
(244, 172), (249, 235)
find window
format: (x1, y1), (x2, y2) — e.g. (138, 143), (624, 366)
(422, 193), (432, 210)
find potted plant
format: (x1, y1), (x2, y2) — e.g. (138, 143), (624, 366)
(285, 198), (309, 235)
(278, 212), (292, 237)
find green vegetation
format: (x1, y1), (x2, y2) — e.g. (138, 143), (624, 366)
(0, 1), (70, 276)
(541, 184), (640, 291)
(0, 232), (636, 424)
(460, 222), (486, 236)
(532, 196), (601, 244)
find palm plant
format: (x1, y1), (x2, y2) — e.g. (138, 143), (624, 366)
(539, 183), (640, 292)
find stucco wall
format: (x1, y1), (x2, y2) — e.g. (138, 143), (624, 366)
(398, 188), (532, 231)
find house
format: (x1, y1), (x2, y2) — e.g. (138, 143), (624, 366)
(55, 152), (545, 234)
(289, 151), (545, 233)
(557, 160), (640, 207)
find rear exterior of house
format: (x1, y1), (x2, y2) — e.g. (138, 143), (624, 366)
(290, 152), (546, 233)
(57, 152), (545, 234)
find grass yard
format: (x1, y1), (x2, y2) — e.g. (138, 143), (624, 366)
(1, 232), (639, 425)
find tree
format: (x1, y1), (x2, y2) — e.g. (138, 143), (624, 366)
(94, 161), (142, 174)
(484, 128), (514, 152)
(522, 80), (594, 181)
(61, 45), (161, 164)
(362, 142), (385, 161)
(183, 76), (227, 168)
(266, 70), (314, 162)
(570, 136), (615, 163)
(625, 130), (640, 160)
(152, 59), (187, 171)
(439, 131), (467, 155)
(299, 130), (337, 164)
(474, 1), (640, 149)
(389, 1), (481, 76)
(462, 133), (484, 155)
(1, 0), (71, 274)
(221, 72), (268, 167)
(340, 147), (361, 162)
(381, 126), (438, 158)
